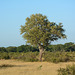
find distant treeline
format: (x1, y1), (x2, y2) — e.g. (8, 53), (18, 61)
(0, 42), (75, 52)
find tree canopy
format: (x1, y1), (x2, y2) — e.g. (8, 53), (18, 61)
(20, 14), (66, 47)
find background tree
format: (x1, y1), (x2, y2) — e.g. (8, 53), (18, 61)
(6, 46), (17, 52)
(64, 42), (75, 52)
(0, 47), (7, 52)
(17, 45), (38, 52)
(20, 14), (66, 61)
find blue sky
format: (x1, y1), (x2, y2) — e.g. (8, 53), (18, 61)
(0, 0), (75, 47)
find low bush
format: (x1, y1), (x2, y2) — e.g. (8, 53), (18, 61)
(0, 52), (10, 59)
(17, 52), (39, 62)
(58, 64), (75, 75)
(0, 51), (75, 63)
(44, 51), (75, 63)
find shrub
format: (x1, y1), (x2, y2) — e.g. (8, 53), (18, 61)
(18, 52), (39, 62)
(44, 51), (75, 63)
(0, 51), (75, 63)
(0, 52), (10, 59)
(58, 64), (75, 75)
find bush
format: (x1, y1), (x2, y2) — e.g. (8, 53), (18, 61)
(44, 51), (75, 63)
(58, 64), (75, 75)
(0, 52), (10, 59)
(0, 51), (75, 63)
(17, 52), (39, 62)
(0, 52), (39, 62)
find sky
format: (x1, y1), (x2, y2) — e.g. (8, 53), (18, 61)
(0, 0), (75, 47)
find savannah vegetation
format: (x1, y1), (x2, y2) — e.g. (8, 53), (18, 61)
(0, 42), (75, 63)
(20, 14), (66, 61)
(0, 14), (75, 75)
(1, 14), (75, 63)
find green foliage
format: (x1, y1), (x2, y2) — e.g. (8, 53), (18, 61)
(0, 47), (7, 52)
(0, 42), (75, 53)
(20, 14), (66, 47)
(0, 52), (10, 59)
(64, 42), (75, 52)
(20, 14), (66, 61)
(17, 45), (39, 52)
(0, 42), (75, 62)
(0, 51), (75, 62)
(0, 45), (39, 53)
(0, 52), (39, 62)
(6, 46), (17, 52)
(44, 51), (75, 63)
(45, 42), (75, 52)
(17, 52), (39, 62)
(46, 44), (64, 52)
(8, 52), (21, 59)
(58, 64), (75, 75)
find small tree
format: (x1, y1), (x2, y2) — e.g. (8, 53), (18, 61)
(20, 14), (66, 61)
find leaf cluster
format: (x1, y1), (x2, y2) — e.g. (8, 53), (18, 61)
(20, 14), (66, 46)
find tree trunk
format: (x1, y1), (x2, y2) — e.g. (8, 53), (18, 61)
(39, 45), (44, 62)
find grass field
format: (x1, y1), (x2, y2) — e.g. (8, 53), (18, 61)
(0, 60), (75, 75)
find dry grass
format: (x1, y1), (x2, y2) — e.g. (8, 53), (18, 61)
(0, 60), (75, 75)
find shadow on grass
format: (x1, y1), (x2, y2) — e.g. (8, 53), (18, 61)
(0, 64), (27, 69)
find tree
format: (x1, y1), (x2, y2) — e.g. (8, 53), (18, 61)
(64, 42), (75, 52)
(20, 14), (66, 61)
(0, 47), (7, 52)
(6, 46), (17, 52)
(64, 42), (74, 47)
